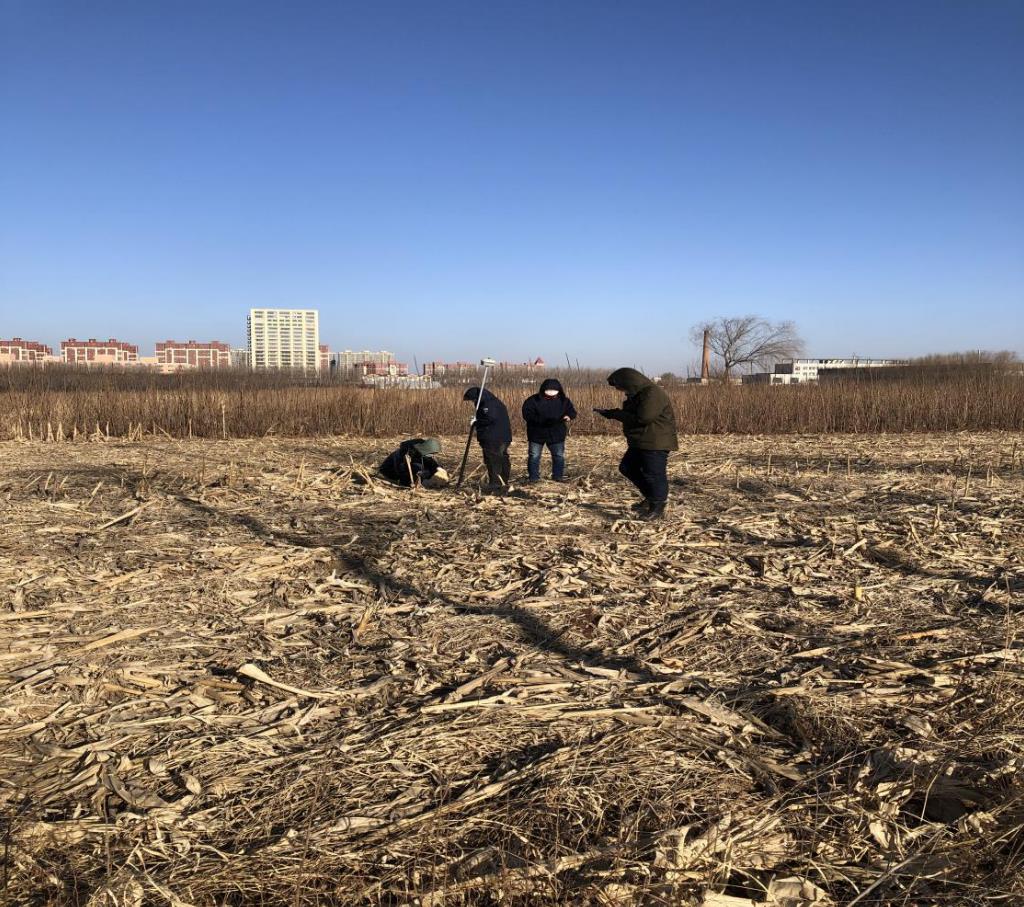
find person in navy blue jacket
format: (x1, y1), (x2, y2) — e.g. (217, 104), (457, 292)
(463, 386), (512, 489)
(521, 378), (577, 481)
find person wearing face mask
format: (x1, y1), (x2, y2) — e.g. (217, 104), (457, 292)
(595, 368), (678, 520)
(521, 378), (578, 482)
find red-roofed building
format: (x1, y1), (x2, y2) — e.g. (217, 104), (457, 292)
(357, 361), (409, 377)
(422, 361), (476, 378)
(154, 340), (231, 371)
(61, 338), (139, 365)
(0, 338), (55, 365)
(496, 357), (546, 371)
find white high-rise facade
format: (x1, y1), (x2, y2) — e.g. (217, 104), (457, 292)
(247, 309), (320, 371)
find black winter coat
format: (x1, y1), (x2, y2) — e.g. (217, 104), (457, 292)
(522, 378), (578, 444)
(603, 368), (678, 451)
(379, 440), (440, 487)
(464, 387), (513, 446)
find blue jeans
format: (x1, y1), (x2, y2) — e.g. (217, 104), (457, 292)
(528, 441), (566, 480)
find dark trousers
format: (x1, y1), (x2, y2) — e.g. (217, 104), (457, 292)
(619, 448), (669, 504)
(482, 443), (511, 487)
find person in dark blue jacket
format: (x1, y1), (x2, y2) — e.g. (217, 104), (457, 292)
(463, 386), (512, 489)
(522, 378), (577, 481)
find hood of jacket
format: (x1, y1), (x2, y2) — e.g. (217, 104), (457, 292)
(463, 386), (498, 404)
(539, 378), (564, 395)
(607, 368), (653, 395)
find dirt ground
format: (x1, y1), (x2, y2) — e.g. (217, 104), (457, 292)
(1, 433), (1022, 905)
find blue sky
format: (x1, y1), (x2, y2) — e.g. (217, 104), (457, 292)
(2, 0), (1022, 374)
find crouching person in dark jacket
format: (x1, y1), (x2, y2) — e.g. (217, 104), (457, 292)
(596, 368), (678, 520)
(522, 378), (577, 481)
(379, 438), (447, 487)
(463, 387), (513, 490)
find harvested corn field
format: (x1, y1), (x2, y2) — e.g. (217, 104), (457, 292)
(1, 433), (1023, 905)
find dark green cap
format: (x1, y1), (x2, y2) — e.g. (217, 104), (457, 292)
(412, 438), (441, 456)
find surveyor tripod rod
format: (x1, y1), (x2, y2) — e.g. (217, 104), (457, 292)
(455, 361), (493, 488)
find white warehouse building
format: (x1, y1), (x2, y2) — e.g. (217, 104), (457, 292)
(744, 358), (908, 385)
(247, 308), (320, 371)
(776, 358), (906, 382)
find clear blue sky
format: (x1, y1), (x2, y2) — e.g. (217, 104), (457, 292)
(2, 0), (1022, 374)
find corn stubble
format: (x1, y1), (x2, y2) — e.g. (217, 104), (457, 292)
(1, 432), (1022, 904)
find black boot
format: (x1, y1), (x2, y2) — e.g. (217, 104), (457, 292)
(630, 499), (651, 514)
(643, 501), (667, 521)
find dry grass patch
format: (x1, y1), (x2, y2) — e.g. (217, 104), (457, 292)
(1, 433), (1022, 905)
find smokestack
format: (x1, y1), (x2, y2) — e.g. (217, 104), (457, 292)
(700, 329), (711, 381)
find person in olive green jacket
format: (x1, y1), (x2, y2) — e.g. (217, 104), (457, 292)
(595, 367), (678, 520)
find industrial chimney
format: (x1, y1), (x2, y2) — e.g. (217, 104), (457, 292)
(700, 329), (711, 382)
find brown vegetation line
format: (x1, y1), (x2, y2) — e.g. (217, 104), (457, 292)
(1, 434), (1022, 905)
(2, 368), (1024, 438)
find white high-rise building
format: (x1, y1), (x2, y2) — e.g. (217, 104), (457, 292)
(247, 309), (320, 370)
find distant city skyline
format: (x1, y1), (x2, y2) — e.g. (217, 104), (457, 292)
(2, 1), (1022, 374)
(1, 316), (954, 378)
(2, 307), (563, 373)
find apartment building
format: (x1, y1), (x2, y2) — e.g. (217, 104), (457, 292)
(422, 361), (476, 378)
(155, 340), (232, 371)
(0, 338), (55, 365)
(247, 309), (319, 370)
(361, 374), (440, 389)
(330, 349), (395, 372)
(358, 361), (409, 377)
(498, 356), (546, 371)
(61, 338), (139, 365)
(423, 357), (545, 378)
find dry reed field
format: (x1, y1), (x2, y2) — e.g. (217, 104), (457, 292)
(3, 367), (1024, 439)
(2, 433), (1023, 905)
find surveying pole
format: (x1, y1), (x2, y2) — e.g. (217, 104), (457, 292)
(456, 358), (496, 488)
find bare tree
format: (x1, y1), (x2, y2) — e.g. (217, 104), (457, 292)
(689, 316), (804, 379)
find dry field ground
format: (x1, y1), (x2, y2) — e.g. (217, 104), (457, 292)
(1, 433), (1022, 906)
